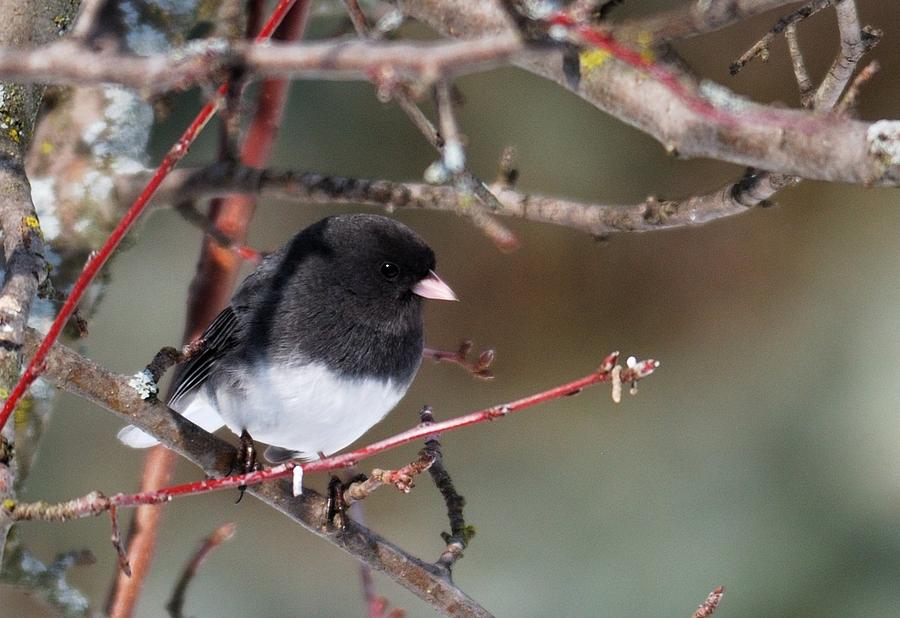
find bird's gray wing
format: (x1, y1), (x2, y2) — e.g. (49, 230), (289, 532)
(168, 305), (240, 408)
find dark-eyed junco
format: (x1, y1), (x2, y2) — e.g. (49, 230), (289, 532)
(118, 213), (457, 461)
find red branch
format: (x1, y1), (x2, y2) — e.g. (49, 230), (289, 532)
(90, 354), (658, 507)
(107, 3), (311, 615)
(0, 0), (300, 431)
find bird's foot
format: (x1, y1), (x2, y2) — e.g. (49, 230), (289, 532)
(325, 473), (367, 531)
(234, 430), (261, 504)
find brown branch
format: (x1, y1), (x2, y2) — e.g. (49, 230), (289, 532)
(0, 34), (523, 94)
(784, 24), (814, 107)
(343, 454), (436, 505)
(813, 1), (881, 109)
(0, 0), (81, 567)
(118, 165), (770, 236)
(166, 522), (237, 618)
(725, 0), (879, 211)
(1, 5), (896, 185)
(402, 1), (900, 187)
(22, 327), (493, 617)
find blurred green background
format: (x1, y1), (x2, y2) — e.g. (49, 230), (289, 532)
(5, 1), (900, 616)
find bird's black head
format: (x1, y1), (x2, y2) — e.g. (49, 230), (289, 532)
(314, 214), (452, 304)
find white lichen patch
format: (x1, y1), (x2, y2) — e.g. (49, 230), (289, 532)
(81, 120), (106, 146)
(129, 369), (159, 400)
(175, 37), (229, 61)
(0, 295), (22, 315)
(29, 177), (60, 240)
(699, 80), (752, 112)
(867, 120), (900, 165)
(81, 169), (115, 204)
(26, 296), (57, 334)
(94, 86), (153, 161)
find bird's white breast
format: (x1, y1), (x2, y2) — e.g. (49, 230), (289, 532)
(175, 362), (408, 457)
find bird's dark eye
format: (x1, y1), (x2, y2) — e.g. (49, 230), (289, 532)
(380, 262), (400, 279)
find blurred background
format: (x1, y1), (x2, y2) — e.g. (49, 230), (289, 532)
(4, 1), (900, 616)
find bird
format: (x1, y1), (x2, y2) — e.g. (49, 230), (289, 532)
(118, 213), (457, 464)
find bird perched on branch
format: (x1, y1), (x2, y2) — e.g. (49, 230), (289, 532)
(118, 214), (457, 466)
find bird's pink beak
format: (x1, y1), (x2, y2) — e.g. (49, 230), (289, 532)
(412, 270), (458, 301)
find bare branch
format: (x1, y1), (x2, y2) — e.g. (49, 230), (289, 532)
(423, 341), (495, 380)
(0, 35), (523, 94)
(730, 1), (832, 75)
(784, 24), (814, 107)
(0, 0), (80, 566)
(814, 1), (881, 108)
(118, 165), (771, 236)
(402, 2), (899, 186)
(836, 60), (879, 116)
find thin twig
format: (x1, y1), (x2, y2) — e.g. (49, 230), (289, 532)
(813, 0), (881, 108)
(729, 0), (832, 75)
(423, 341), (495, 380)
(173, 201), (262, 263)
(835, 60), (879, 116)
(109, 506), (131, 577)
(420, 407), (472, 573)
(166, 522), (237, 618)
(691, 586), (725, 618)
(343, 454), (436, 505)
(784, 24), (813, 107)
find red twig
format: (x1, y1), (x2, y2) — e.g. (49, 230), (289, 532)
(0, 0), (299, 432)
(82, 353), (658, 506)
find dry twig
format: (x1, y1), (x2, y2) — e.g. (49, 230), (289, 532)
(691, 585), (725, 618)
(166, 522), (237, 618)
